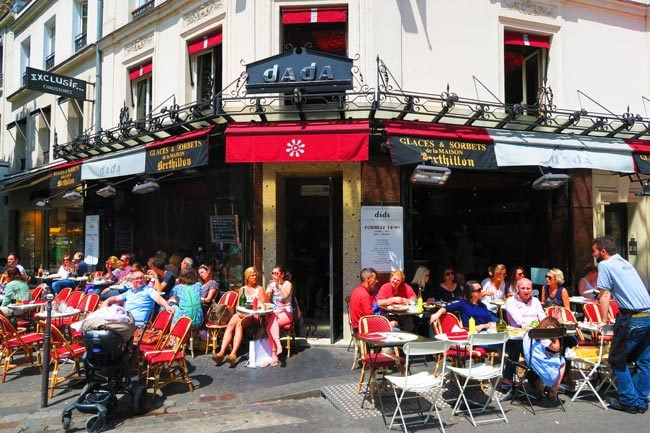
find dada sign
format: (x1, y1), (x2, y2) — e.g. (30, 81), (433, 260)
(246, 47), (353, 94)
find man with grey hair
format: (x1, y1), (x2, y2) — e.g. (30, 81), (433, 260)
(349, 268), (378, 334)
(180, 257), (194, 272)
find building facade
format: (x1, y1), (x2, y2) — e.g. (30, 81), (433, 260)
(2, 0), (650, 343)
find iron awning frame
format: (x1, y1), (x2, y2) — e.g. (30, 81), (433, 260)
(53, 55), (650, 161)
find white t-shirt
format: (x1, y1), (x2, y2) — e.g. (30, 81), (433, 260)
(481, 278), (505, 313)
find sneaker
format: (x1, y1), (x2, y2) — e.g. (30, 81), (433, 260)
(607, 397), (640, 414)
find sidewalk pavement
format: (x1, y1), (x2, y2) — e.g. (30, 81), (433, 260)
(1, 339), (649, 433)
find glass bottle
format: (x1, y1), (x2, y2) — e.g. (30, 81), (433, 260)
(416, 288), (423, 314)
(239, 290), (247, 307)
(496, 306), (507, 332)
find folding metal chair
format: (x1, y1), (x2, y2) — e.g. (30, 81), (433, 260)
(570, 324), (615, 410)
(447, 332), (509, 427)
(511, 327), (566, 414)
(385, 340), (450, 433)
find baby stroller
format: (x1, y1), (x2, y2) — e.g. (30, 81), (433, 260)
(62, 313), (144, 433)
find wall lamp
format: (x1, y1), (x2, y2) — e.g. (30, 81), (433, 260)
(62, 190), (83, 201)
(96, 185), (117, 198)
(132, 180), (160, 194)
(410, 165), (451, 186)
(635, 178), (650, 196)
(532, 173), (571, 190)
(35, 198), (50, 208)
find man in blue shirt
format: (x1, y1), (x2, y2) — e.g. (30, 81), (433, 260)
(102, 271), (174, 325)
(592, 235), (650, 414)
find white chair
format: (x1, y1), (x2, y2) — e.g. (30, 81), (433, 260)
(385, 340), (450, 433)
(447, 332), (509, 427)
(570, 324), (615, 410)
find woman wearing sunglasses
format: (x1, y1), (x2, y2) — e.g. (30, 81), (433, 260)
(505, 266), (526, 298)
(432, 267), (461, 303)
(540, 268), (570, 309)
(264, 265), (293, 367)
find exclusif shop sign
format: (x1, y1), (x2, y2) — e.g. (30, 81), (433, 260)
(145, 136), (209, 174)
(26, 67), (87, 100)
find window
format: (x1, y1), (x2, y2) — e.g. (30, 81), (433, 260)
(132, 0), (154, 19)
(188, 31), (222, 102)
(281, 6), (347, 56)
(504, 31), (549, 108)
(45, 19), (56, 70)
(74, 1), (88, 52)
(13, 121), (27, 172)
(129, 62), (153, 119)
(36, 107), (51, 166)
(20, 38), (30, 87)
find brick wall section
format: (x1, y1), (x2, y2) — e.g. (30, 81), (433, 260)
(361, 159), (401, 284)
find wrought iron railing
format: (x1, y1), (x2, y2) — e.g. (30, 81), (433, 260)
(132, 0), (155, 20)
(45, 53), (55, 70)
(74, 32), (87, 52)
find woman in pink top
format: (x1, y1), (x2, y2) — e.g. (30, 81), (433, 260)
(264, 265), (293, 367)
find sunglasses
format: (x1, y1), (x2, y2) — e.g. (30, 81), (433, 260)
(472, 288), (483, 292)
(546, 275), (555, 279)
(272, 271), (281, 275)
(445, 272), (455, 276)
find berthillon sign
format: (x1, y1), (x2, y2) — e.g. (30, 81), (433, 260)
(246, 47), (353, 94)
(26, 67), (88, 100)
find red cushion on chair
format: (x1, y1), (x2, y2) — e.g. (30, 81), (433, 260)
(16, 320), (30, 328)
(55, 344), (85, 359)
(144, 349), (185, 364)
(360, 353), (405, 367)
(70, 330), (82, 340)
(446, 346), (486, 359)
(8, 332), (44, 347)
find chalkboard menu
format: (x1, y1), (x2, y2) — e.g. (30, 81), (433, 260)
(210, 215), (239, 244)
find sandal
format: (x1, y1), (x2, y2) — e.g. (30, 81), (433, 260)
(212, 352), (225, 364)
(226, 353), (237, 366)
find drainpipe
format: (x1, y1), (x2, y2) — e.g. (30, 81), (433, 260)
(94, 0), (103, 134)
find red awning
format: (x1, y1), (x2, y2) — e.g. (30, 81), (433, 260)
(383, 120), (493, 143)
(225, 120), (369, 163)
(281, 7), (347, 24)
(188, 31), (223, 55)
(129, 61), (153, 81)
(504, 31), (550, 49)
(625, 138), (650, 174)
(145, 126), (214, 150)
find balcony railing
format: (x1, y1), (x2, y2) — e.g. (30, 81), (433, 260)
(74, 32), (87, 52)
(132, 0), (155, 19)
(45, 53), (55, 70)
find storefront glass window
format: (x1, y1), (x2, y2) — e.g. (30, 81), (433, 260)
(48, 207), (84, 271)
(18, 210), (43, 274)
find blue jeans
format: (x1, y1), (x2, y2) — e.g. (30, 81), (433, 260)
(51, 279), (78, 294)
(613, 315), (650, 409)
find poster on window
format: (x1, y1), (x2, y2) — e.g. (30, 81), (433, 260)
(84, 215), (99, 266)
(361, 206), (404, 272)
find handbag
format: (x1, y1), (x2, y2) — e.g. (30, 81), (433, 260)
(134, 328), (163, 345)
(208, 302), (234, 326)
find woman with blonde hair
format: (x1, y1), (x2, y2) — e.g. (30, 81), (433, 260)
(411, 266), (432, 300)
(481, 264), (506, 313)
(264, 265), (293, 367)
(213, 266), (267, 366)
(540, 268), (570, 309)
(103, 256), (122, 282)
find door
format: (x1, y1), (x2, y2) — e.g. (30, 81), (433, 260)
(284, 176), (343, 342)
(605, 203), (628, 259)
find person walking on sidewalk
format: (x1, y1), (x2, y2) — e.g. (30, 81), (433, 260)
(592, 235), (650, 414)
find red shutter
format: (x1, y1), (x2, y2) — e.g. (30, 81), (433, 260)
(129, 61), (153, 81)
(187, 31), (223, 55)
(504, 31), (550, 48)
(282, 7), (347, 24)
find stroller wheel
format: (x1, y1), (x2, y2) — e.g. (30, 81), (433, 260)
(62, 414), (71, 431)
(86, 415), (105, 433)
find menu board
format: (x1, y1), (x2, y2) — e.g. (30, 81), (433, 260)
(361, 206), (404, 272)
(210, 215), (239, 244)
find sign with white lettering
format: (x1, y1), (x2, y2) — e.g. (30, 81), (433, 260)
(26, 67), (88, 100)
(81, 151), (145, 180)
(246, 47), (353, 94)
(210, 215), (239, 244)
(84, 215), (100, 266)
(361, 206), (404, 272)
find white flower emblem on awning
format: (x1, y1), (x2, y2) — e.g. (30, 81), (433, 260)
(286, 139), (306, 157)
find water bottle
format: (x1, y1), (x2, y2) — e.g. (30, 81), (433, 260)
(239, 291), (246, 307)
(496, 306), (507, 332)
(416, 288), (423, 314)
(253, 296), (259, 310)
